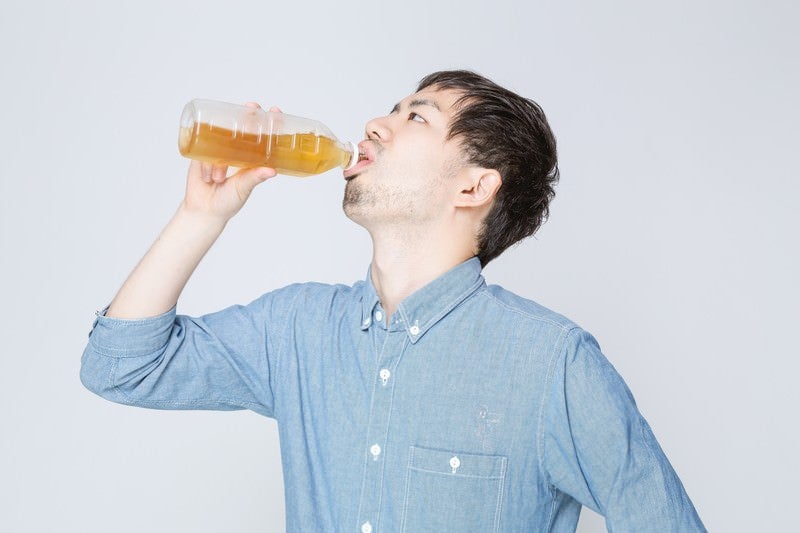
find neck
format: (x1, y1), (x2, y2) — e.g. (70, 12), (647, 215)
(368, 222), (475, 320)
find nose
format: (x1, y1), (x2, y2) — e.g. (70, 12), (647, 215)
(364, 115), (392, 142)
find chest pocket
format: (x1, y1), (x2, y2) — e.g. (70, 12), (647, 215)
(400, 445), (507, 532)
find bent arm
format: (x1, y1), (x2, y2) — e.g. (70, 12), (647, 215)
(107, 159), (275, 319)
(83, 134), (278, 410)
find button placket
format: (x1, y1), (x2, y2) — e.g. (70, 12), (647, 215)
(356, 328), (406, 532)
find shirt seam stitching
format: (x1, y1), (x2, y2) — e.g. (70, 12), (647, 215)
(480, 290), (574, 330)
(493, 457), (508, 533)
(399, 446), (415, 532)
(405, 467), (506, 479)
(271, 289), (304, 421)
(355, 325), (389, 530)
(375, 336), (407, 530)
(537, 325), (578, 487)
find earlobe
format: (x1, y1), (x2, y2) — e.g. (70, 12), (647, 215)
(457, 169), (502, 208)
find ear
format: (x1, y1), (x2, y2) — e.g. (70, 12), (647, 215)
(454, 168), (502, 208)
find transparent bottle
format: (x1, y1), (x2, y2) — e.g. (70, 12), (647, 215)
(178, 99), (358, 177)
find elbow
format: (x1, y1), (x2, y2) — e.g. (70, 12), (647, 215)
(79, 309), (179, 405)
(80, 344), (121, 402)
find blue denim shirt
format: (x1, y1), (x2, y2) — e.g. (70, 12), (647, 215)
(81, 257), (704, 532)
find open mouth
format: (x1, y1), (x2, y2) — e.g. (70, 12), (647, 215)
(344, 142), (376, 180)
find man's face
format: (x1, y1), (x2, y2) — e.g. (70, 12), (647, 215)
(342, 88), (470, 231)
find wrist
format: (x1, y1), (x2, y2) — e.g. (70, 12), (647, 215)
(177, 201), (231, 229)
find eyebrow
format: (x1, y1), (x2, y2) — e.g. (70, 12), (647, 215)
(390, 98), (442, 114)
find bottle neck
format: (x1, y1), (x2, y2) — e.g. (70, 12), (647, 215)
(341, 141), (358, 170)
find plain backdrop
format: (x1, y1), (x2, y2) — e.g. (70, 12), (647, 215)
(1, 0), (797, 531)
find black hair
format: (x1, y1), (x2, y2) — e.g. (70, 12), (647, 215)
(417, 70), (559, 266)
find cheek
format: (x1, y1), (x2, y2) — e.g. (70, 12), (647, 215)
(396, 145), (449, 178)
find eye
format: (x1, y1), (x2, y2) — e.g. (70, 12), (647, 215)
(409, 112), (427, 123)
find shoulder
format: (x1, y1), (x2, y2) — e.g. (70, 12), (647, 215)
(477, 283), (579, 334)
(476, 284), (607, 360)
(246, 279), (365, 318)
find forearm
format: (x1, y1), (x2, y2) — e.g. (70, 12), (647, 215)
(106, 204), (227, 319)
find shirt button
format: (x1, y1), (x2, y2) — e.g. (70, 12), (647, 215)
(374, 311), (383, 322)
(409, 325), (420, 336)
(449, 455), (461, 473)
(361, 521), (373, 533)
(362, 317), (371, 327)
(379, 368), (391, 384)
(370, 444), (382, 458)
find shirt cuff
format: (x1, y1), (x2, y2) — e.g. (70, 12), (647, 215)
(88, 305), (178, 358)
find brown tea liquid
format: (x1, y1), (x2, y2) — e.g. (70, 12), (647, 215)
(179, 122), (352, 177)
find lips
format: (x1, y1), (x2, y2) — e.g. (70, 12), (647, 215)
(344, 140), (377, 180)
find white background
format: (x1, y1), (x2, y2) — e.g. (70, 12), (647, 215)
(1, 0), (797, 531)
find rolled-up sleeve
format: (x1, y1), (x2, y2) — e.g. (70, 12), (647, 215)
(542, 327), (706, 532)
(80, 295), (280, 418)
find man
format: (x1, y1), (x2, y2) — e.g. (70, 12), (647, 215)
(81, 70), (705, 532)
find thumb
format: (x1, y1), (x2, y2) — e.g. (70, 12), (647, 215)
(234, 166), (278, 198)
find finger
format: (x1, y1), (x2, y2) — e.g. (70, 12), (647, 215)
(235, 167), (277, 197)
(187, 160), (202, 179)
(260, 167), (278, 179)
(238, 166), (277, 179)
(211, 165), (227, 183)
(200, 162), (213, 182)
(242, 102), (279, 113)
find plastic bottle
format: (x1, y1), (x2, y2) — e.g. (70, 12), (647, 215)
(178, 99), (358, 177)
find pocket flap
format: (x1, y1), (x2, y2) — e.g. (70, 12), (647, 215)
(408, 446), (507, 479)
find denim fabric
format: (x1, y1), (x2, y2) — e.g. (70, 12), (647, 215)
(81, 257), (705, 532)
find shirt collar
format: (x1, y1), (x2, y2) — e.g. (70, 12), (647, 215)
(359, 257), (485, 343)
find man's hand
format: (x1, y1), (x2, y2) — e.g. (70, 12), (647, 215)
(105, 104), (282, 319)
(182, 103), (280, 222)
